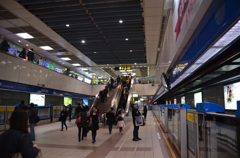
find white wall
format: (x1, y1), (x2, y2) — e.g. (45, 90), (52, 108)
(0, 52), (104, 96)
(131, 84), (159, 96)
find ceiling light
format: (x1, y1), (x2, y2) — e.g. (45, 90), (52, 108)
(130, 50), (132, 52)
(81, 40), (85, 43)
(66, 24), (70, 27)
(127, 70), (132, 71)
(134, 63), (137, 65)
(40, 46), (53, 50)
(94, 52), (96, 53)
(26, 44), (28, 46)
(98, 77), (102, 78)
(125, 38), (128, 41)
(61, 57), (71, 61)
(81, 68), (88, 71)
(107, 64), (109, 65)
(18, 40), (21, 42)
(16, 33), (34, 39)
(72, 63), (81, 66)
(119, 20), (123, 23)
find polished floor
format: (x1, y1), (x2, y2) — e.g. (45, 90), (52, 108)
(33, 111), (172, 158)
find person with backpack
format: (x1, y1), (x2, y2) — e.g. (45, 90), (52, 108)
(76, 106), (87, 142)
(28, 103), (39, 141)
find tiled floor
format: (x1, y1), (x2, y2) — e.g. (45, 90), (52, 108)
(33, 111), (173, 158)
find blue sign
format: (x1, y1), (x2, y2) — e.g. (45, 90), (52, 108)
(171, 0), (240, 81)
(8, 48), (18, 54)
(0, 80), (91, 99)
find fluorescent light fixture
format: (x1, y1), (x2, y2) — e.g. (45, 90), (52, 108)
(66, 24), (70, 27)
(81, 40), (85, 43)
(125, 38), (128, 41)
(72, 63), (81, 66)
(81, 68), (88, 70)
(127, 70), (132, 71)
(119, 20), (123, 23)
(122, 72), (127, 74)
(98, 77), (102, 78)
(120, 70), (126, 72)
(61, 57), (71, 61)
(16, 33), (34, 39)
(170, 20), (240, 89)
(40, 46), (53, 50)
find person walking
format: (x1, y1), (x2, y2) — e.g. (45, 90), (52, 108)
(68, 104), (72, 122)
(132, 104), (142, 141)
(75, 104), (81, 118)
(60, 106), (68, 131)
(106, 108), (115, 134)
(117, 114), (125, 135)
(0, 109), (39, 158)
(143, 105), (148, 121)
(77, 106), (87, 142)
(90, 106), (99, 143)
(28, 103), (38, 141)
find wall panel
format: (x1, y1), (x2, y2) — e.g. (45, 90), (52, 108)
(18, 60), (31, 84)
(5, 55), (20, 82)
(0, 53), (7, 80)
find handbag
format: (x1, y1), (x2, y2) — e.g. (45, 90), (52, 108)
(135, 115), (143, 126)
(75, 116), (81, 124)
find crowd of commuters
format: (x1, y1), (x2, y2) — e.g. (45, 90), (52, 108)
(0, 96), (147, 157)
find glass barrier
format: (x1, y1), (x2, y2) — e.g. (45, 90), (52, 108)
(168, 107), (181, 153)
(53, 107), (61, 118)
(199, 113), (240, 158)
(38, 107), (50, 119)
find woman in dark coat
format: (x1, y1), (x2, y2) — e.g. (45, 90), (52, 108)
(143, 105), (148, 121)
(90, 106), (99, 143)
(77, 107), (87, 142)
(60, 106), (68, 131)
(0, 109), (39, 158)
(106, 107), (115, 134)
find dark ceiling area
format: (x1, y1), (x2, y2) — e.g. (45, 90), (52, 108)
(15, 0), (146, 65)
(157, 37), (240, 101)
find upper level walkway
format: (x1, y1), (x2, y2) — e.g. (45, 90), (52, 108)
(33, 111), (172, 158)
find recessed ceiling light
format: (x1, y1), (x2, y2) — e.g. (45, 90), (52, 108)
(66, 24), (70, 27)
(134, 63), (137, 65)
(72, 63), (81, 66)
(18, 40), (21, 42)
(26, 44), (28, 46)
(169, 61), (171, 63)
(40, 46), (53, 50)
(61, 57), (71, 61)
(16, 33), (34, 39)
(81, 68), (88, 70)
(130, 50), (132, 52)
(119, 20), (123, 23)
(81, 40), (85, 43)
(125, 38), (128, 41)
(107, 64), (109, 65)
(94, 52), (96, 53)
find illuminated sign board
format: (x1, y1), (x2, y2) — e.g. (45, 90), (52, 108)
(42, 61), (63, 73)
(55, 68), (63, 73)
(8, 48), (18, 54)
(115, 67), (132, 70)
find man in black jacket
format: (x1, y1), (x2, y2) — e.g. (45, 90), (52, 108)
(132, 104), (142, 141)
(28, 103), (38, 141)
(106, 108), (115, 134)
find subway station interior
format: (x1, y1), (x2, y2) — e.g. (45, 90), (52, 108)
(0, 0), (240, 158)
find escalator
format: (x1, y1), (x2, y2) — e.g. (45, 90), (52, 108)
(89, 79), (124, 116)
